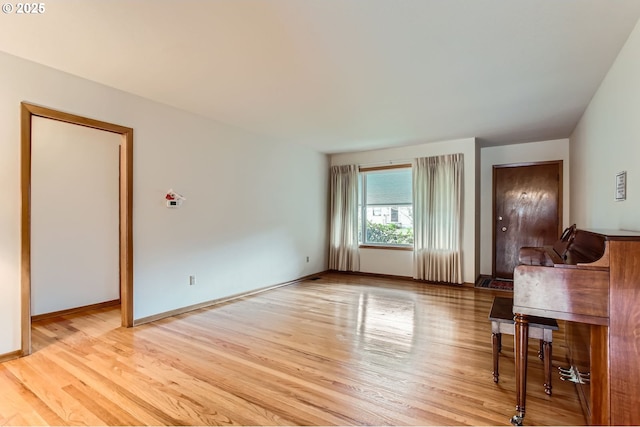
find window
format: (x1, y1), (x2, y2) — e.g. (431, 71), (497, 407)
(359, 166), (413, 247)
(390, 207), (399, 223)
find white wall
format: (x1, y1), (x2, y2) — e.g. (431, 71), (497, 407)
(0, 51), (329, 355)
(331, 138), (477, 284)
(479, 139), (570, 275)
(570, 19), (640, 231)
(31, 117), (120, 315)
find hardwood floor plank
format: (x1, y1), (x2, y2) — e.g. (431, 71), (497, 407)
(46, 349), (174, 426)
(0, 366), (60, 425)
(131, 326), (363, 425)
(0, 272), (586, 425)
(61, 383), (141, 426)
(86, 338), (295, 426)
(156, 313), (498, 424)
(2, 356), (104, 425)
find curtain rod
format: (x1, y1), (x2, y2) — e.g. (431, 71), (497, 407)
(356, 159), (414, 168)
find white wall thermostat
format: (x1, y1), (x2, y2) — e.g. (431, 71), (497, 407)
(165, 189), (186, 208)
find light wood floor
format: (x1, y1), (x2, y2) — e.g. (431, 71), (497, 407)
(0, 272), (586, 425)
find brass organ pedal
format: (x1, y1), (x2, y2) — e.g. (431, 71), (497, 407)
(558, 366), (590, 384)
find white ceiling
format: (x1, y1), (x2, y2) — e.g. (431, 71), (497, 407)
(2, 0), (640, 154)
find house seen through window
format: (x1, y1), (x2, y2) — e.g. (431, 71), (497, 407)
(359, 166), (413, 246)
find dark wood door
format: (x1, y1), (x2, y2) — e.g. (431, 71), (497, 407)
(493, 161), (562, 279)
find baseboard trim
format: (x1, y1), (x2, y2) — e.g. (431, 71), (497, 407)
(328, 269), (473, 287)
(31, 299), (121, 322)
(0, 349), (23, 363)
(134, 271), (330, 326)
(333, 270), (414, 281)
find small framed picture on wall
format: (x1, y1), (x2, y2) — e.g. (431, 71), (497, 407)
(615, 171), (627, 201)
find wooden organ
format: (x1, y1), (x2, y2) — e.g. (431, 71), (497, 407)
(511, 226), (640, 425)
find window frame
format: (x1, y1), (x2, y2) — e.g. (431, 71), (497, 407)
(359, 164), (414, 251)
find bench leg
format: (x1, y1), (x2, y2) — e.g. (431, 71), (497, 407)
(538, 339), (544, 360)
(492, 332), (501, 382)
(512, 314), (529, 426)
(543, 341), (552, 395)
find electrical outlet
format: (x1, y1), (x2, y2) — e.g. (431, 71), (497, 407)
(306, 256), (310, 263)
(189, 275), (196, 286)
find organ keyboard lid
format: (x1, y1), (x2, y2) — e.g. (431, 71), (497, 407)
(517, 227), (640, 270)
(578, 228), (640, 238)
(570, 228), (640, 268)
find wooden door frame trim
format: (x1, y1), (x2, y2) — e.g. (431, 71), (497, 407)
(491, 160), (563, 278)
(20, 102), (134, 356)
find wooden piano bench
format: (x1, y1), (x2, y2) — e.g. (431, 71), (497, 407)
(489, 296), (559, 395)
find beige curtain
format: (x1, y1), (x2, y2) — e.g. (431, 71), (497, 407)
(413, 154), (463, 283)
(329, 165), (360, 271)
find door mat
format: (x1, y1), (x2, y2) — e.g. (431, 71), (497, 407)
(475, 275), (514, 291)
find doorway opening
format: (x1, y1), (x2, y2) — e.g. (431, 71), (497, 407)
(20, 102), (133, 356)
